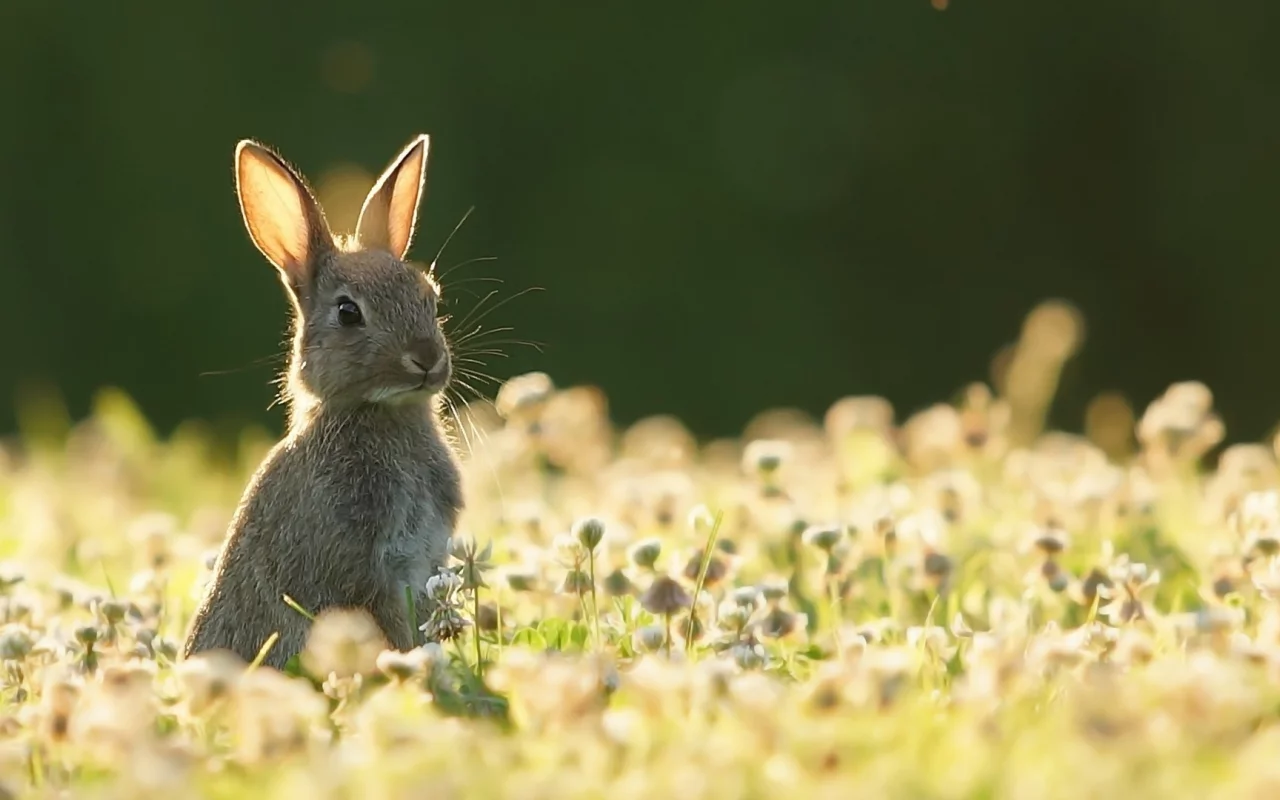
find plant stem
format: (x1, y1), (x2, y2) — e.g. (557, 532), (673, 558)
(588, 552), (601, 650)
(473, 589), (483, 677)
(827, 575), (843, 651)
(405, 586), (418, 646)
(495, 593), (504, 656)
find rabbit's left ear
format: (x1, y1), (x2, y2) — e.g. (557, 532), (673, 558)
(356, 134), (429, 259)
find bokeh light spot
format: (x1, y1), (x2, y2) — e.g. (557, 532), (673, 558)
(321, 41), (375, 94)
(315, 163), (375, 234)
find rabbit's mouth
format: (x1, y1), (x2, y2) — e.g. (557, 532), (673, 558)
(397, 351), (451, 394)
(365, 355), (450, 403)
(417, 357), (451, 393)
(416, 372), (448, 395)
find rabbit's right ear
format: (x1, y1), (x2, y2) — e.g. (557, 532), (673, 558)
(234, 140), (331, 291)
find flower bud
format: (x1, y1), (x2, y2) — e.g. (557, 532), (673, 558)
(628, 538), (662, 570)
(802, 524), (845, 552)
(573, 517), (607, 551)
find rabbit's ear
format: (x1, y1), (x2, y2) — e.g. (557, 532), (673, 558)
(356, 134), (429, 260)
(235, 140), (330, 289)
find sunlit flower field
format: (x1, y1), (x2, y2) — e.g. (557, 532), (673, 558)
(4, 300), (1280, 798)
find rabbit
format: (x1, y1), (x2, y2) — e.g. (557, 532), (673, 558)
(181, 134), (464, 670)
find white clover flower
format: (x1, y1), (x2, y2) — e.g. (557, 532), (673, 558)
(1239, 490), (1280, 531)
(0, 624), (34, 661)
(551, 533), (587, 567)
(420, 567), (472, 642)
(301, 608), (387, 679)
(633, 625), (666, 653)
(906, 625), (950, 655)
(686, 504), (717, 534)
(742, 439), (792, 476)
(375, 646), (433, 680)
(730, 641), (767, 670)
(801, 523), (845, 552)
(494, 371), (555, 419)
(730, 585), (763, 610)
(425, 569), (464, 604)
(718, 599), (753, 631)
(419, 607), (472, 643)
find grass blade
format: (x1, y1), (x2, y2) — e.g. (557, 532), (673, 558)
(101, 561), (117, 599)
(248, 631), (280, 671)
(686, 509), (724, 653)
(281, 594), (315, 621)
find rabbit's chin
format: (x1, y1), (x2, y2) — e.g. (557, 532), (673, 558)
(364, 384), (442, 405)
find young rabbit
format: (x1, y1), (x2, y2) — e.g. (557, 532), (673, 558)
(182, 134), (464, 669)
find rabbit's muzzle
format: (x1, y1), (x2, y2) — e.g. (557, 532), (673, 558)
(403, 337), (450, 390)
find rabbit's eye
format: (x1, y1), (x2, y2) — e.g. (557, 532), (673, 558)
(336, 297), (363, 326)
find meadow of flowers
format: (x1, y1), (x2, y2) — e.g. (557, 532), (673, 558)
(3, 299), (1280, 798)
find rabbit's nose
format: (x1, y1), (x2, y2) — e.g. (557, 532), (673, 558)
(405, 338), (443, 375)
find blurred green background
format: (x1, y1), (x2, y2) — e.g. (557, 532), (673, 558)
(3, 1), (1279, 445)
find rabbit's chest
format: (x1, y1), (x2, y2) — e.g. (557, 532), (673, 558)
(375, 479), (452, 594)
(296, 409), (462, 604)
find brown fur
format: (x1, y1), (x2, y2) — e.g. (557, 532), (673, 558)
(182, 135), (464, 669)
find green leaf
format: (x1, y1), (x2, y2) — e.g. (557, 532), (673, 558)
(510, 627), (547, 650)
(567, 621), (590, 651)
(538, 618), (571, 650)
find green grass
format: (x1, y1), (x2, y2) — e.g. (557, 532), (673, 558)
(3, 356), (1280, 798)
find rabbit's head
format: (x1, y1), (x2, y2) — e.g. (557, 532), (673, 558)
(233, 135), (452, 409)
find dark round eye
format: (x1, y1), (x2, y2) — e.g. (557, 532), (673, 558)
(336, 297), (363, 326)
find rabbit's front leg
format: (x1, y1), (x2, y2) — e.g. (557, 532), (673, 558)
(368, 589), (417, 652)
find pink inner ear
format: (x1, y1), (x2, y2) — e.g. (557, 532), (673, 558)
(386, 145), (426, 258)
(238, 147), (313, 276)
